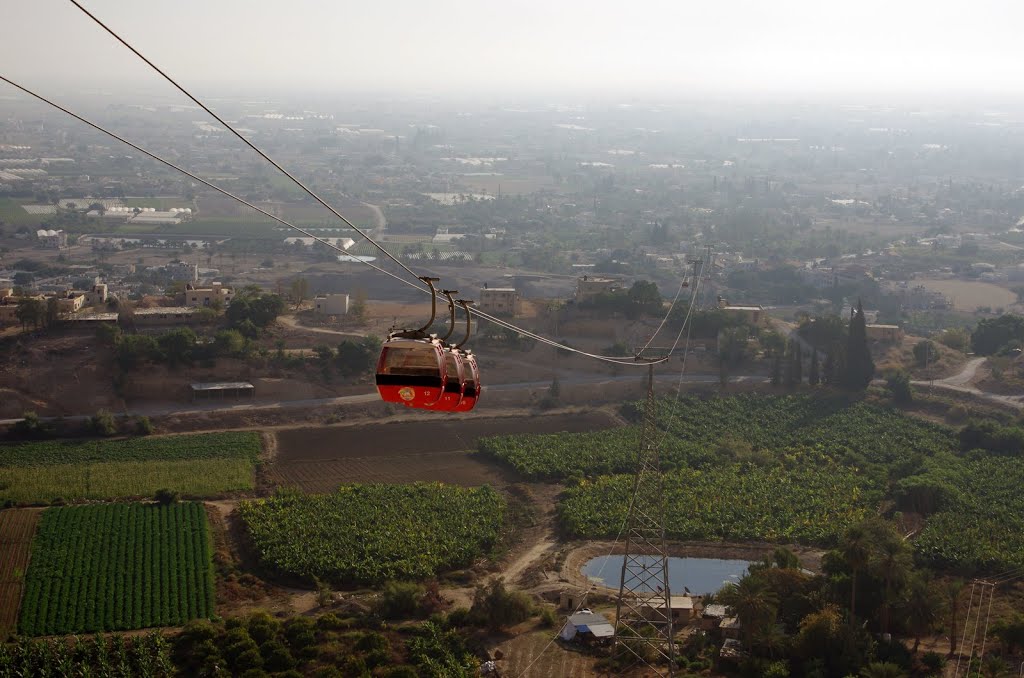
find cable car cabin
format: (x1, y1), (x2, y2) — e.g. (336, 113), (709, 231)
(376, 338), (447, 408)
(435, 349), (467, 411)
(451, 352), (480, 412)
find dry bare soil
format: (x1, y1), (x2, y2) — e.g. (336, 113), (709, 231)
(266, 411), (621, 492)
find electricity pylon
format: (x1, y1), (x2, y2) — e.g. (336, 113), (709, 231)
(613, 363), (675, 675)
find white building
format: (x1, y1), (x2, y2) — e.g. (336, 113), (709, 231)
(36, 229), (67, 249)
(314, 294), (350, 315)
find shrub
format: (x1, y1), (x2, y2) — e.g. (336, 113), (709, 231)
(89, 409), (118, 436)
(154, 488), (180, 505)
(921, 652), (945, 675)
(135, 416), (154, 435)
(375, 581), (424, 619)
(946, 404), (969, 423)
(468, 579), (533, 631)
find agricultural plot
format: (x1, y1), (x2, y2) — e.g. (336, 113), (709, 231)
(19, 503), (214, 635)
(0, 509), (41, 640)
(238, 483), (505, 585)
(0, 432), (262, 503)
(482, 395), (954, 481)
(485, 394), (1024, 572)
(269, 413), (617, 492)
(0, 631), (174, 676)
(560, 462), (871, 546)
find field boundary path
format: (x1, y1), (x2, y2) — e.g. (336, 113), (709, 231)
(0, 508), (43, 639)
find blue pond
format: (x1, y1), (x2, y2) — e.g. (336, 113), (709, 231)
(582, 556), (751, 596)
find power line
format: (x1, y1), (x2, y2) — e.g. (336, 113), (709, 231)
(63, 0), (687, 368)
(0, 74), (675, 367)
(67, 0), (424, 288)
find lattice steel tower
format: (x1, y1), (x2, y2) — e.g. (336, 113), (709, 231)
(613, 363), (675, 676)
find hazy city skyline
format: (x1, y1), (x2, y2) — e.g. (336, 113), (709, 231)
(3, 0), (1023, 102)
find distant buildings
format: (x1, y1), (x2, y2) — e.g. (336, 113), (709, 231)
(575, 275), (622, 303)
(717, 297), (768, 326)
(314, 294), (350, 316)
(478, 287), (520, 316)
(185, 282), (233, 308)
(866, 324), (904, 343)
(36, 229), (67, 249)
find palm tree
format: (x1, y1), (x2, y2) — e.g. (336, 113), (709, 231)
(841, 523), (873, 628)
(718, 574), (779, 650)
(859, 662), (907, 678)
(875, 535), (912, 634)
(945, 579), (965, 658)
(898, 573), (942, 653)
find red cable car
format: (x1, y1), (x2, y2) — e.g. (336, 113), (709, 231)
(434, 348), (467, 411)
(451, 350), (480, 412)
(374, 280), (481, 412)
(375, 337), (447, 408)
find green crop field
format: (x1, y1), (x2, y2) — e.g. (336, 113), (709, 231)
(0, 432), (262, 503)
(482, 394), (1024, 572)
(19, 503), (214, 635)
(0, 198), (41, 226)
(0, 632), (175, 676)
(239, 483), (505, 585)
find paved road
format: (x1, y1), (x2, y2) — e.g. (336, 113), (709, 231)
(0, 372), (762, 426)
(3, 354), (1017, 426)
(277, 314), (369, 339)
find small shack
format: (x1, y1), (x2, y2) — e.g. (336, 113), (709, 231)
(642, 595), (695, 624)
(720, 616), (742, 640)
(700, 604), (728, 631)
(559, 611), (614, 644)
(190, 382), (255, 402)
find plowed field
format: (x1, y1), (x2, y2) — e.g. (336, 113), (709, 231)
(268, 412), (619, 491)
(0, 509), (41, 639)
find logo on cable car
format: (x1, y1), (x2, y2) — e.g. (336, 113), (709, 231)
(398, 387), (416, 401)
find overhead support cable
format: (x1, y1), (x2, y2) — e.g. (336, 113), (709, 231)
(0, 74), (674, 366)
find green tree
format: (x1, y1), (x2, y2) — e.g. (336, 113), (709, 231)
(289, 277), (310, 307)
(971, 314), (1024, 355)
(886, 370), (913, 404)
(859, 662), (907, 678)
(214, 329), (246, 356)
(913, 340), (939, 368)
(719, 574), (779, 650)
(945, 579), (965, 657)
(15, 297), (44, 330)
(897, 573), (942, 653)
(841, 522), (873, 628)
(771, 354), (782, 386)
(844, 300), (875, 389)
(873, 529), (912, 634)
(158, 327), (198, 367)
(468, 579), (532, 632)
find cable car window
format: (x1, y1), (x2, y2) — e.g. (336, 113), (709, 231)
(381, 347), (440, 376)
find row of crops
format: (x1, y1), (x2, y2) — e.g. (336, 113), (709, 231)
(0, 632), (173, 677)
(19, 502), (214, 635)
(481, 394), (1024, 572)
(238, 483), (505, 585)
(0, 431), (262, 503)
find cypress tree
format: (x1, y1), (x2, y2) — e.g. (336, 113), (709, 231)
(809, 349), (820, 385)
(844, 299), (875, 389)
(771, 354), (782, 386)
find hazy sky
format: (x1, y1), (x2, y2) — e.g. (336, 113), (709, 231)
(3, 0), (1023, 100)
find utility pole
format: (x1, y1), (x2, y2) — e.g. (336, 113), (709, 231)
(613, 362), (675, 675)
